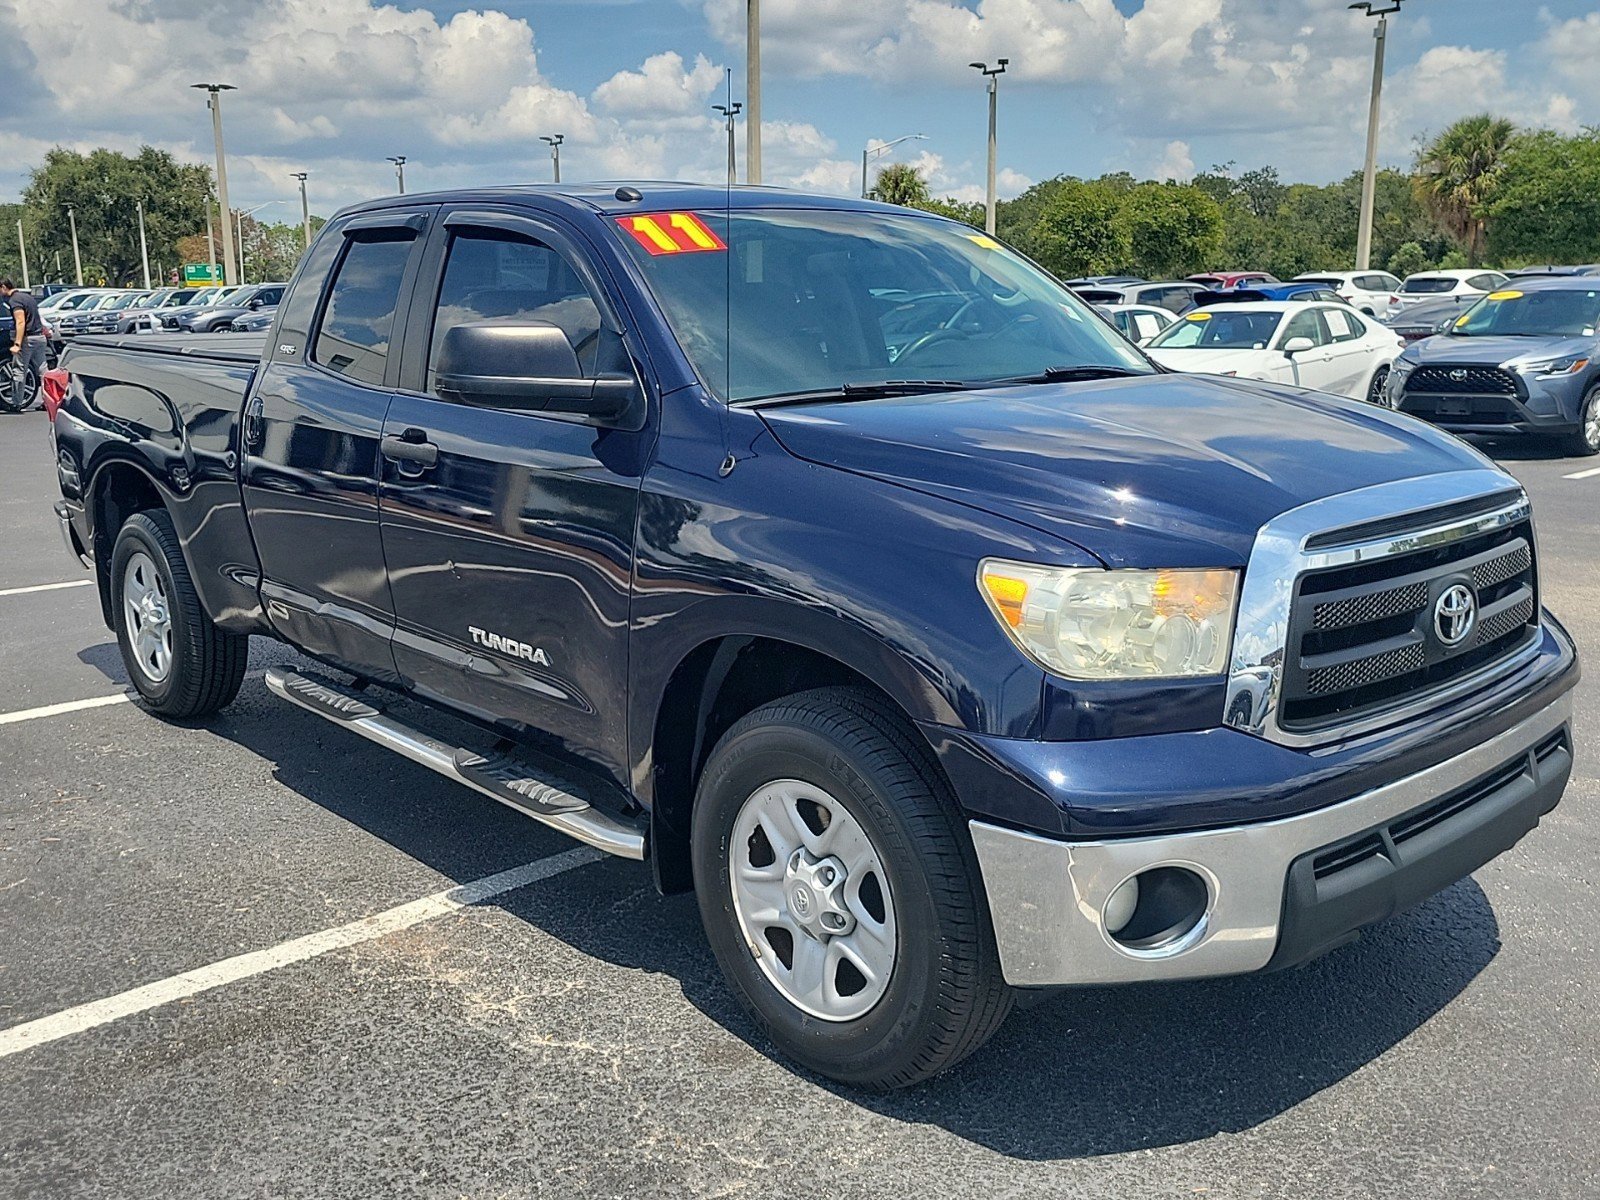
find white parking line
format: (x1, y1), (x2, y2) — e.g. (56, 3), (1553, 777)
(0, 579), (93, 598)
(0, 693), (131, 725)
(0, 847), (602, 1060)
(1563, 466), (1600, 480)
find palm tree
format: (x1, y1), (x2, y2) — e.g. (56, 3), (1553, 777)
(868, 163), (931, 208)
(1414, 115), (1517, 265)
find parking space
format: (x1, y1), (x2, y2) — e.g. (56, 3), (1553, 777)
(2, 407), (1598, 1198)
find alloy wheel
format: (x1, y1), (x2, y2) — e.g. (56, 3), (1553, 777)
(122, 550), (174, 683)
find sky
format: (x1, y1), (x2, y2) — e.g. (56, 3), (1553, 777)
(1, 0), (1597, 223)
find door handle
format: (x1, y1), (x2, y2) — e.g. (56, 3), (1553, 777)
(381, 430), (438, 470)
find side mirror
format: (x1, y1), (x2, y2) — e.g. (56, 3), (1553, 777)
(248, 298), (263, 310)
(1282, 336), (1316, 355)
(435, 321), (641, 427)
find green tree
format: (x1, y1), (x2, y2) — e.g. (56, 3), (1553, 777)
(1386, 241), (1430, 279)
(917, 198), (984, 229)
(1414, 115), (1517, 265)
(868, 162), (932, 208)
(21, 146), (213, 285)
(1029, 180), (1128, 278)
(1116, 183), (1224, 278)
(1485, 130), (1600, 263)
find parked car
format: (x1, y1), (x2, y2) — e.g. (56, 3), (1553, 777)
(72, 290), (153, 337)
(1097, 303), (1175, 344)
(1390, 269), (1508, 313)
(1382, 275), (1600, 455)
(177, 282), (287, 333)
(228, 309), (276, 333)
(154, 286), (248, 331)
(92, 288), (185, 335)
(38, 289), (99, 315)
(1193, 283), (1347, 307)
(1187, 271), (1280, 290)
(1145, 301), (1403, 401)
(1293, 271), (1403, 317)
(34, 283), (79, 301)
(52, 184), (1576, 1089)
(133, 287), (223, 331)
(1072, 280), (1208, 314)
(50, 290), (131, 342)
(1507, 265), (1600, 278)
(1382, 294), (1481, 344)
(1064, 275), (1146, 288)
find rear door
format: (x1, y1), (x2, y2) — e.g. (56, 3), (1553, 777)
(241, 209), (432, 677)
(1317, 306), (1373, 397)
(376, 206), (653, 786)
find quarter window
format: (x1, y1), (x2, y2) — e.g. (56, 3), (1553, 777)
(312, 234), (416, 386)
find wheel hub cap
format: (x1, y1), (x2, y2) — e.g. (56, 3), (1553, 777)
(122, 551), (174, 683)
(784, 849), (855, 939)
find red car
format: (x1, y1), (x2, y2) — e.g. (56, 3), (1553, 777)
(1187, 271), (1280, 290)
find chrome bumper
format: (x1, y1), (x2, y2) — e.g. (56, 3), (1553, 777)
(970, 690), (1572, 987)
(53, 500), (91, 569)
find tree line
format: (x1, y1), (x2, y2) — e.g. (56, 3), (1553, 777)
(871, 114), (1600, 281)
(0, 146), (319, 288)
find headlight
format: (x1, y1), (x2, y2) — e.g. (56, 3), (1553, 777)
(979, 560), (1239, 680)
(1517, 355), (1589, 377)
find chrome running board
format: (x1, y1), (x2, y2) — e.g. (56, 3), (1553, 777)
(264, 667), (646, 860)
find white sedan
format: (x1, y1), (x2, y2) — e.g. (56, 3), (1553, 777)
(1144, 301), (1405, 402)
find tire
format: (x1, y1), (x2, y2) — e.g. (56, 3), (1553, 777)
(1367, 363), (1392, 407)
(691, 687), (1012, 1088)
(110, 510), (248, 717)
(0, 365), (39, 413)
(1560, 386), (1600, 457)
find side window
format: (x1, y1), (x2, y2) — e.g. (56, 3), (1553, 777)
(1279, 309), (1326, 348)
(1468, 274), (1497, 291)
(312, 235), (415, 386)
(426, 229), (603, 395)
(258, 286), (284, 305)
(1134, 313), (1164, 341)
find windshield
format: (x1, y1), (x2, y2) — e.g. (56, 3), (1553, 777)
(616, 208), (1152, 402)
(1451, 288), (1600, 338)
(1147, 310), (1283, 350)
(100, 292), (144, 310)
(1403, 277), (1458, 294)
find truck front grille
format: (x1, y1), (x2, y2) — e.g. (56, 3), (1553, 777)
(1404, 365), (1519, 395)
(1278, 509), (1539, 732)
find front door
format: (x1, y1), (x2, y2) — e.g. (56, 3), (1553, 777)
(377, 209), (651, 785)
(241, 211), (431, 677)
(1277, 307), (1339, 394)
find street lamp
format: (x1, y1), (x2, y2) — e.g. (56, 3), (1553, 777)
(235, 202), (277, 285)
(191, 83), (238, 286)
(861, 133), (927, 200)
(712, 102), (742, 186)
(65, 204), (83, 285)
(540, 135), (565, 184)
(136, 199), (152, 290)
(1351, 1), (1404, 270)
(291, 172), (311, 249)
(969, 59), (1008, 236)
(746, 0), (762, 185)
(387, 155), (407, 194)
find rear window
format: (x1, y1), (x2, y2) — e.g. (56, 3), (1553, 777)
(312, 235), (415, 386)
(1403, 277), (1458, 294)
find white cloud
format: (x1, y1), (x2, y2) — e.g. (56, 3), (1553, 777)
(1152, 139), (1194, 182)
(594, 52), (726, 120)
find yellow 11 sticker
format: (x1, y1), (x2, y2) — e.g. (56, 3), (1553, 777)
(617, 212), (727, 255)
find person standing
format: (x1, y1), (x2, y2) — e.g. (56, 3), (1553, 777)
(3, 279), (47, 410)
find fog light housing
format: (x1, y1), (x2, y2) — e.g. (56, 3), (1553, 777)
(1103, 876), (1140, 935)
(1106, 866), (1209, 953)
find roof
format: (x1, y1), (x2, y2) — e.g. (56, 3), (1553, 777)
(332, 181), (926, 221)
(1404, 269), (1496, 281)
(1485, 274), (1600, 294)
(1179, 301), (1324, 314)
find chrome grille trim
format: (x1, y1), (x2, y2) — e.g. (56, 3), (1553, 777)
(1224, 469), (1537, 749)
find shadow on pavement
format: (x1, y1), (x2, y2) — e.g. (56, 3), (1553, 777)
(204, 667), (1501, 1162)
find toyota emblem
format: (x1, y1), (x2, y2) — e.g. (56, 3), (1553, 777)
(1434, 583), (1477, 647)
(1448, 368), (1470, 383)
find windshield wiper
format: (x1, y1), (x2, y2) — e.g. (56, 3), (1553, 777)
(989, 364), (1152, 386)
(738, 380), (972, 408)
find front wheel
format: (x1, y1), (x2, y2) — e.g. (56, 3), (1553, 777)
(111, 510), (249, 717)
(0, 364), (39, 412)
(692, 688), (1012, 1088)
(1561, 386), (1600, 457)
(1367, 364), (1392, 406)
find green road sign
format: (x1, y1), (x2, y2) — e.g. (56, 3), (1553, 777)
(182, 262), (221, 286)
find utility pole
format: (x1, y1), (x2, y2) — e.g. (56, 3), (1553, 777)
(204, 198), (219, 287)
(136, 199), (152, 290)
(388, 155), (407, 194)
(1351, 1), (1402, 271)
(16, 220), (28, 289)
(237, 208), (247, 284)
(540, 135), (564, 183)
(969, 59), (1009, 236)
(292, 172), (311, 249)
(192, 83), (239, 285)
(746, 0), (762, 185)
(861, 133), (927, 199)
(66, 205), (83, 285)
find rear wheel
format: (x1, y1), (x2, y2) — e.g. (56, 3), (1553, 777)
(0, 364), (39, 412)
(1561, 386), (1600, 457)
(692, 688), (1012, 1088)
(111, 510), (248, 717)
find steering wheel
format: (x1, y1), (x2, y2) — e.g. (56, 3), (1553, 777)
(894, 327), (971, 364)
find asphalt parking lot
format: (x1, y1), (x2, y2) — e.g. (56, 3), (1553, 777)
(1, 407), (1597, 1199)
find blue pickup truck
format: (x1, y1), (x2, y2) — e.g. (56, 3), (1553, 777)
(50, 185), (1578, 1087)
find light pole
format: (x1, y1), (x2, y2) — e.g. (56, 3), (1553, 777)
(66, 204), (83, 285)
(746, 0), (762, 185)
(713, 102), (742, 186)
(540, 135), (564, 184)
(235, 201), (277, 286)
(204, 198), (219, 287)
(136, 199), (152, 290)
(387, 155), (407, 194)
(1351, 1), (1402, 271)
(16, 220), (28, 289)
(291, 172), (311, 249)
(969, 59), (1009, 237)
(861, 133), (927, 199)
(191, 83), (238, 286)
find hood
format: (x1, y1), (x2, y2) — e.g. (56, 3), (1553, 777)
(1403, 333), (1594, 367)
(758, 374), (1488, 569)
(1144, 347), (1277, 377)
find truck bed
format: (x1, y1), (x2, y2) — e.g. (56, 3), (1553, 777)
(66, 331), (267, 365)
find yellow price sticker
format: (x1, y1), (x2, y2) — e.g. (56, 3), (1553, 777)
(1455, 314), (1472, 327)
(1486, 289), (1524, 301)
(1186, 312), (1212, 321)
(966, 234), (1000, 250)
